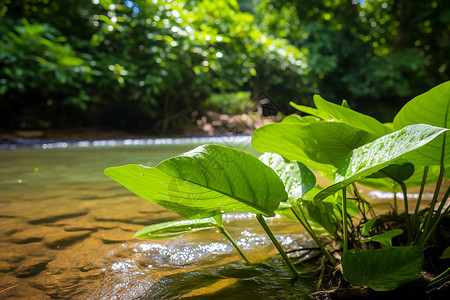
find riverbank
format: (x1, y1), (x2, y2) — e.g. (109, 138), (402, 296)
(0, 110), (280, 145)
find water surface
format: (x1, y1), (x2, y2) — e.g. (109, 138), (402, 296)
(0, 137), (315, 299)
(1, 137), (438, 299)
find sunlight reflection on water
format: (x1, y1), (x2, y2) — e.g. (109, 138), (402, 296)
(368, 190), (434, 200)
(2, 135), (252, 150)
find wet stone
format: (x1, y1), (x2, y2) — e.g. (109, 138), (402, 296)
(11, 228), (45, 244)
(92, 204), (177, 226)
(44, 230), (91, 249)
(29, 271), (83, 299)
(79, 268), (103, 279)
(64, 225), (98, 232)
(0, 217), (29, 236)
(63, 222), (99, 232)
(0, 274), (51, 299)
(99, 228), (134, 244)
(79, 263), (98, 272)
(15, 256), (52, 278)
(1, 246), (25, 264)
(0, 260), (16, 272)
(93, 214), (154, 226)
(28, 210), (88, 225)
(52, 215), (99, 232)
(44, 238), (108, 274)
(0, 200), (89, 224)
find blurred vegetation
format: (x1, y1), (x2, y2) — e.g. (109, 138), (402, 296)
(204, 92), (252, 115)
(0, 0), (448, 133)
(256, 0), (450, 120)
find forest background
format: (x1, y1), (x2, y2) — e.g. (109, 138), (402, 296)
(1, 0), (449, 135)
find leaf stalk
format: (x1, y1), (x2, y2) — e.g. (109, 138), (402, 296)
(256, 214), (300, 277)
(342, 188), (348, 252)
(290, 204), (337, 266)
(218, 226), (250, 264)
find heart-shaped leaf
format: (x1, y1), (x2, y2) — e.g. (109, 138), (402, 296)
(361, 229), (403, 247)
(134, 217), (220, 239)
(315, 124), (448, 202)
(341, 246), (424, 291)
(291, 95), (391, 137)
(393, 80), (450, 165)
(259, 152), (316, 202)
(440, 247), (450, 259)
(252, 119), (377, 175)
(105, 145), (287, 219)
(361, 216), (379, 236)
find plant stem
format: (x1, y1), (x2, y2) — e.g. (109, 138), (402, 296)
(413, 166), (429, 217)
(352, 183), (366, 221)
(290, 205), (337, 266)
(218, 226), (250, 264)
(427, 267), (450, 288)
(412, 166), (429, 240)
(342, 187), (348, 252)
(351, 183), (376, 220)
(419, 163), (445, 248)
(418, 123), (447, 248)
(399, 182), (412, 243)
(433, 185), (450, 222)
(256, 214), (300, 277)
(316, 255), (327, 290)
(393, 184), (398, 215)
(419, 189), (450, 248)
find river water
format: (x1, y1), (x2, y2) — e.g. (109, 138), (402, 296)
(0, 137), (438, 299)
(0, 137), (322, 299)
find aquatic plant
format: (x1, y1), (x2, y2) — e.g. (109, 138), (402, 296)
(105, 80), (449, 292)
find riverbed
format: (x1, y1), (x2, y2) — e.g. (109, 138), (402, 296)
(0, 137), (321, 299)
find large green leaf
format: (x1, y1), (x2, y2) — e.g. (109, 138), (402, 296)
(341, 246), (424, 291)
(134, 217), (220, 239)
(105, 145), (287, 219)
(252, 120), (377, 175)
(314, 124), (448, 202)
(393, 81), (450, 165)
(291, 95), (392, 137)
(259, 152), (316, 202)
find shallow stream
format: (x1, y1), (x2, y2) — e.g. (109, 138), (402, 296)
(0, 137), (433, 299)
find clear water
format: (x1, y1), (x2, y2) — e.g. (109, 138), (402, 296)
(0, 138), (318, 299)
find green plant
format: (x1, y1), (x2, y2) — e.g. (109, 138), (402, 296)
(204, 91), (252, 115)
(105, 81), (449, 292)
(252, 80), (449, 290)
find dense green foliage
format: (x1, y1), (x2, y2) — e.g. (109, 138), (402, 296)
(1, 0), (449, 131)
(256, 0), (450, 120)
(0, 0), (306, 131)
(105, 81), (449, 291)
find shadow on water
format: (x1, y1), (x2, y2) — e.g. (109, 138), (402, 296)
(139, 259), (316, 300)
